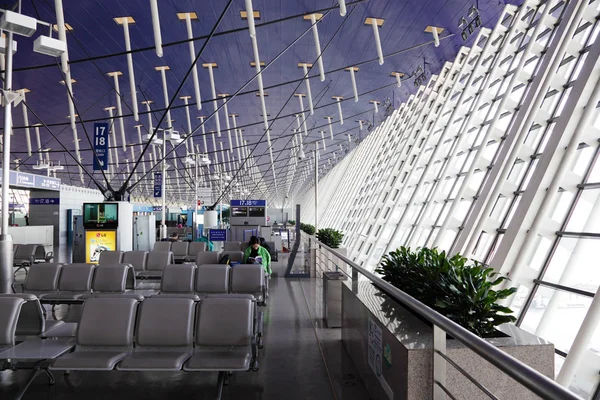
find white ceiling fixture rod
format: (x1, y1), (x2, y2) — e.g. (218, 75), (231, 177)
(106, 134), (114, 179)
(338, 0), (347, 16)
(211, 131), (219, 165)
(306, 14), (325, 81)
(245, 0), (276, 195)
(170, 142), (180, 187)
(298, 63), (314, 115)
(130, 144), (138, 182)
(230, 113), (242, 162)
(346, 67), (359, 102)
(295, 94), (309, 139)
(134, 124), (146, 175)
(105, 106), (119, 170)
(108, 72), (127, 151)
(55, 0), (83, 183)
(391, 71), (403, 87)
(181, 12), (202, 110)
(366, 18), (385, 65)
(155, 66), (172, 129)
(332, 96), (344, 124)
(18, 89), (32, 157)
(181, 95), (192, 155)
(203, 63), (221, 137)
(33, 124), (42, 162)
(141, 100), (158, 163)
(320, 130), (326, 150)
(115, 18), (139, 121)
(358, 120), (363, 130)
(325, 116), (334, 140)
(149, 0), (163, 57)
(197, 116), (208, 154)
(370, 99), (380, 113)
(219, 94), (233, 153)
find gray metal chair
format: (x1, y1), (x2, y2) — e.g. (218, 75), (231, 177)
(15, 263), (63, 297)
(91, 264), (128, 294)
(195, 265), (230, 295)
(13, 244), (38, 276)
(98, 251), (124, 265)
(117, 297), (194, 371)
(153, 242), (172, 252)
(0, 293), (64, 336)
(230, 264), (266, 306)
(50, 297), (139, 371)
(187, 242), (206, 259)
(137, 251), (174, 279)
(41, 264), (96, 302)
(0, 297), (26, 352)
(196, 251), (220, 266)
(223, 242), (242, 252)
(159, 264), (196, 293)
(171, 242), (189, 263)
(122, 251), (148, 276)
(183, 296), (257, 399)
(221, 251), (244, 263)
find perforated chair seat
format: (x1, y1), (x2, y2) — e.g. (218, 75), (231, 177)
(183, 347), (252, 371)
(118, 351), (192, 371)
(51, 351), (129, 371)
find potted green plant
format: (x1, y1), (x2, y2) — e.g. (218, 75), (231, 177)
(374, 246), (516, 337)
(300, 223), (315, 235)
(287, 219), (296, 226)
(316, 228), (344, 249)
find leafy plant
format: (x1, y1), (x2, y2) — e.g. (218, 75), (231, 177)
(287, 220), (296, 225)
(300, 223), (315, 235)
(316, 228), (344, 248)
(374, 247), (517, 337)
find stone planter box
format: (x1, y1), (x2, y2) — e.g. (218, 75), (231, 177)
(342, 281), (555, 400)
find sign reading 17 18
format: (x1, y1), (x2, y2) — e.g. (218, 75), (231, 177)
(93, 122), (109, 171)
(231, 200), (266, 207)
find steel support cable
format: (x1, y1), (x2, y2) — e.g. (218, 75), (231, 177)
(212, 4), (360, 206)
(6, 0), (368, 74)
(4, 35), (456, 132)
(121, 0), (235, 195)
(126, 6), (337, 193)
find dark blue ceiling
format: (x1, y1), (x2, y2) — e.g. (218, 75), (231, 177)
(3, 0), (522, 195)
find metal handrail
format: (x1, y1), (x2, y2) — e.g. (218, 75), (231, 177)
(306, 233), (581, 400)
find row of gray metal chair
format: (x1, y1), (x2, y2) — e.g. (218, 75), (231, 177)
(153, 241), (207, 262)
(13, 263), (136, 303)
(13, 243), (54, 276)
(0, 295), (259, 399)
(158, 263), (267, 306)
(99, 249), (221, 278)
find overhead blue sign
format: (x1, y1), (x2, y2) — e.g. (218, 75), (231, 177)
(93, 122), (109, 171)
(0, 169), (61, 191)
(231, 199), (266, 207)
(152, 206), (163, 211)
(153, 172), (162, 198)
(208, 229), (227, 242)
(30, 198), (59, 205)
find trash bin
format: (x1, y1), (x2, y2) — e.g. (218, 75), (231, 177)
(323, 271), (348, 328)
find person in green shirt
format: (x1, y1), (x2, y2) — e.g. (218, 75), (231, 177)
(243, 236), (271, 275)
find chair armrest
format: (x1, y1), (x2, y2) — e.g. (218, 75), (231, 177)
(11, 282), (24, 293)
(45, 251), (54, 262)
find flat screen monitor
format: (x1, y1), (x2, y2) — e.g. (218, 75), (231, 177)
(248, 207), (265, 217)
(83, 203), (119, 229)
(231, 207), (248, 217)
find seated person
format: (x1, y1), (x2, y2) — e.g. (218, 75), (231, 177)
(243, 236), (272, 275)
(168, 232), (179, 242)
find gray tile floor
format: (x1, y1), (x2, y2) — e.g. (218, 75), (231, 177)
(1, 254), (370, 400)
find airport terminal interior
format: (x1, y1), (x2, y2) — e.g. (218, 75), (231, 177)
(0, 0), (599, 399)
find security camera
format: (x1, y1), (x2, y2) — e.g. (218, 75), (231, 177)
(297, 147), (306, 160)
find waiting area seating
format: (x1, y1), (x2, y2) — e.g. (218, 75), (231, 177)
(152, 241), (208, 263)
(0, 295), (259, 399)
(13, 243), (54, 277)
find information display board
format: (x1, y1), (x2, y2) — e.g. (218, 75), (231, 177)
(230, 200), (267, 226)
(85, 230), (117, 263)
(83, 203), (119, 229)
(208, 229), (227, 242)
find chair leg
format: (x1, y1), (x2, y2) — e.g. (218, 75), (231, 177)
(215, 371), (225, 400)
(14, 368), (42, 400)
(43, 369), (55, 385)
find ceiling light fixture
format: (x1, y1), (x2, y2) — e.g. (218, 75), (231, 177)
(365, 17), (385, 65)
